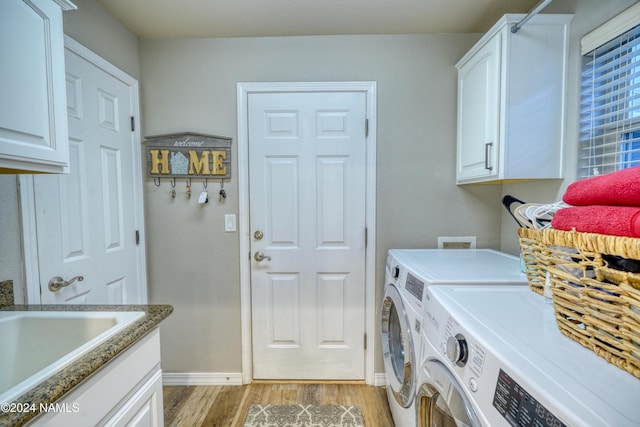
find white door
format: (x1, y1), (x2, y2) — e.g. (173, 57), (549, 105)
(249, 91), (367, 380)
(33, 41), (146, 304)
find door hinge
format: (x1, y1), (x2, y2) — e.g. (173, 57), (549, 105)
(364, 333), (367, 350)
(365, 119), (369, 137)
(131, 116), (135, 132)
(365, 228), (368, 247)
(135, 230), (140, 245)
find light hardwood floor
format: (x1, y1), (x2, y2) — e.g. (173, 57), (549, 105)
(163, 383), (395, 426)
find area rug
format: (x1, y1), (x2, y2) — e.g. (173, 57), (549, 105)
(243, 404), (364, 427)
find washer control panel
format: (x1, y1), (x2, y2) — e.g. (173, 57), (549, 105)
(493, 369), (566, 427)
(443, 317), (485, 376)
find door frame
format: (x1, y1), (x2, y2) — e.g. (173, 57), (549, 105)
(19, 36), (147, 304)
(236, 81), (377, 384)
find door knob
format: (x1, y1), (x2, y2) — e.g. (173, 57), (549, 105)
(254, 251), (271, 262)
(48, 275), (84, 292)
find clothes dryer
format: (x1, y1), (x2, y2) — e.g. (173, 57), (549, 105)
(416, 285), (640, 427)
(381, 249), (527, 427)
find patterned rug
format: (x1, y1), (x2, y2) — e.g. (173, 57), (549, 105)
(243, 404), (364, 427)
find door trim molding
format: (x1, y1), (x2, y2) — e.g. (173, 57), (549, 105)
(20, 36), (147, 304)
(236, 81), (377, 384)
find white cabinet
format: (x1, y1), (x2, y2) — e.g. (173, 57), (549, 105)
(102, 370), (163, 427)
(33, 329), (165, 427)
(456, 14), (572, 184)
(0, 0), (75, 173)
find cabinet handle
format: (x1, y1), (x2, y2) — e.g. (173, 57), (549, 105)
(484, 142), (494, 171)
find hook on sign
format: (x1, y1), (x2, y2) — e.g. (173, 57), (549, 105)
(199, 179), (209, 204)
(219, 179), (226, 201)
(170, 178), (176, 198)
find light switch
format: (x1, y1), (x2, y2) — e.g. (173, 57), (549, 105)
(224, 214), (236, 232)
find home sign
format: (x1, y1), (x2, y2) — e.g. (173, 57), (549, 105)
(145, 132), (231, 179)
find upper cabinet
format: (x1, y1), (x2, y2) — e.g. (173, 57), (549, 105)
(0, 0), (76, 174)
(456, 14), (572, 184)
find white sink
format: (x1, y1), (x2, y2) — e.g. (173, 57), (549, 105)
(0, 310), (144, 403)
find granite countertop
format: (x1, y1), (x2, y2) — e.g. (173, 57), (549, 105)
(0, 302), (173, 427)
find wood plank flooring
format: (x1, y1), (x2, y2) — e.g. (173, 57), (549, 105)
(163, 383), (395, 427)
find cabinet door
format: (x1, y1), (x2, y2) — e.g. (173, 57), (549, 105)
(103, 370), (164, 427)
(456, 33), (501, 182)
(0, 0), (69, 173)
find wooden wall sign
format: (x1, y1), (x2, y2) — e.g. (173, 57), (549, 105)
(145, 132), (232, 178)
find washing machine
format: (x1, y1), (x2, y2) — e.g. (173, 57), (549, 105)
(416, 285), (640, 427)
(381, 251), (425, 427)
(380, 249), (527, 427)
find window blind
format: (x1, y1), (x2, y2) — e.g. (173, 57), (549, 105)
(579, 24), (640, 178)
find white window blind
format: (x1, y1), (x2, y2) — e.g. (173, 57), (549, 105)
(579, 23), (640, 178)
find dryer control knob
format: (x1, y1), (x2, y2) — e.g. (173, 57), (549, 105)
(445, 334), (468, 367)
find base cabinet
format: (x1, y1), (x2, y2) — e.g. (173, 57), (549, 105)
(103, 370), (163, 427)
(30, 329), (164, 427)
(456, 14), (572, 184)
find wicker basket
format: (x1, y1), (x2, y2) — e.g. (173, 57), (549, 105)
(518, 228), (549, 296)
(519, 227), (640, 379)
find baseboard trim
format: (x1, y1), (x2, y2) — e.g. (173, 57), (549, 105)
(162, 372), (385, 387)
(162, 372), (244, 386)
(373, 373), (387, 387)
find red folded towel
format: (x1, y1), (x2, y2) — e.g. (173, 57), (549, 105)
(551, 205), (640, 237)
(563, 166), (640, 206)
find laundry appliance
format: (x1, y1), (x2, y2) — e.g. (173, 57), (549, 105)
(380, 249), (527, 427)
(416, 285), (640, 427)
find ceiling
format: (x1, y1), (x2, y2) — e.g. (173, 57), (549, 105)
(95, 0), (542, 39)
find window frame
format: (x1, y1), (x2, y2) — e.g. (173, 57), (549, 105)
(579, 3), (640, 178)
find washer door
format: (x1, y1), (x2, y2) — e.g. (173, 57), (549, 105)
(416, 360), (481, 427)
(381, 283), (415, 408)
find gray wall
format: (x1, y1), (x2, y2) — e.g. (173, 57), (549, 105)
(139, 34), (500, 375)
(2, 0), (637, 379)
(500, 0), (639, 254)
(142, 0), (640, 375)
(63, 0), (140, 80)
(0, 176), (23, 303)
